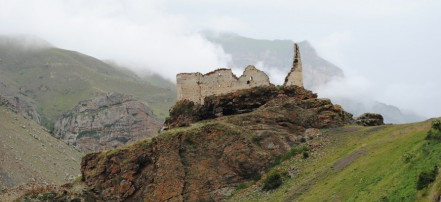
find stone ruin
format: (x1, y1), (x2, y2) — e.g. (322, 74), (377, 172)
(176, 43), (303, 104)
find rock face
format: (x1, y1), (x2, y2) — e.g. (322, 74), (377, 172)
(165, 85), (352, 129)
(0, 94), (41, 124)
(355, 113), (384, 126)
(53, 92), (162, 153)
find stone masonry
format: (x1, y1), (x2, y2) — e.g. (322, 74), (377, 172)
(284, 43), (303, 87)
(177, 43), (303, 104)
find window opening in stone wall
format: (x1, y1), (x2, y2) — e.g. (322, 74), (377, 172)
(247, 76), (253, 84)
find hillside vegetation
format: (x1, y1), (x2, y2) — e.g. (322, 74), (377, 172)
(230, 119), (441, 201)
(0, 36), (175, 130)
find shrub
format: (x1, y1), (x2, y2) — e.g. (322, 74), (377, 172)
(432, 120), (441, 131)
(426, 120), (441, 140)
(417, 165), (438, 190)
(302, 151), (309, 159)
(402, 152), (414, 163)
(170, 101), (196, 117)
(262, 171), (283, 191)
(276, 145), (310, 165)
(236, 182), (251, 191)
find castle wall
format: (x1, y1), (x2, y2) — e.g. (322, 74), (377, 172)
(284, 43), (303, 87)
(177, 43), (303, 104)
(177, 66), (270, 104)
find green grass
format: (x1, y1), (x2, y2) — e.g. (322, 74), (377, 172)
(230, 120), (441, 201)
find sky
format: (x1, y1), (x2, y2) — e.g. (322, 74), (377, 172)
(0, 0), (440, 118)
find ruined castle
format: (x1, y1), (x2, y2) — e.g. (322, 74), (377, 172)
(176, 43), (303, 104)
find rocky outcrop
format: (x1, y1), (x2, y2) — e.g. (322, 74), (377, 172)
(165, 85), (352, 130)
(0, 94), (41, 124)
(355, 113), (384, 126)
(53, 92), (162, 153)
(76, 86), (352, 201)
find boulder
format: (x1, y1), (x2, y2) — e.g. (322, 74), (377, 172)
(355, 113), (384, 126)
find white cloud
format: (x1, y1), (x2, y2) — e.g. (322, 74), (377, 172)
(311, 31), (353, 68)
(0, 0), (232, 81)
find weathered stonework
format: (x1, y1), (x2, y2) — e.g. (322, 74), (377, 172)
(177, 43), (303, 103)
(284, 43), (303, 87)
(177, 66), (271, 103)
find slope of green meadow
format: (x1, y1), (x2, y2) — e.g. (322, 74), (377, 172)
(231, 119), (441, 201)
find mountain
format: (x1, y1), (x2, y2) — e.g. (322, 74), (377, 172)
(203, 32), (425, 124)
(0, 104), (82, 190)
(0, 35), (176, 131)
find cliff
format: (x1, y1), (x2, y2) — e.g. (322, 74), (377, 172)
(53, 92), (162, 153)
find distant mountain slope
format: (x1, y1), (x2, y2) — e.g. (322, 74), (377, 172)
(0, 35), (176, 130)
(333, 97), (425, 124)
(203, 32), (425, 123)
(203, 32), (344, 90)
(0, 105), (82, 189)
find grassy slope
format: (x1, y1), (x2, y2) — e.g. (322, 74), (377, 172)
(0, 42), (176, 129)
(0, 106), (82, 189)
(230, 119), (441, 201)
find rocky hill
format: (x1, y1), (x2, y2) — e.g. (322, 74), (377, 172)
(0, 35), (175, 131)
(14, 85), (353, 201)
(53, 92), (162, 153)
(0, 105), (82, 190)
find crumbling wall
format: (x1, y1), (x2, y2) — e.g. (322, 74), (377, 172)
(177, 43), (303, 104)
(284, 43), (303, 87)
(177, 66), (270, 103)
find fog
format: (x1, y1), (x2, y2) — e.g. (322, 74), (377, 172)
(0, 0), (440, 118)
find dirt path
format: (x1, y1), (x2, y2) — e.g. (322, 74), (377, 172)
(283, 147), (366, 201)
(332, 148), (366, 170)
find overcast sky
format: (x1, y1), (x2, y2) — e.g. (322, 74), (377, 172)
(0, 0), (440, 118)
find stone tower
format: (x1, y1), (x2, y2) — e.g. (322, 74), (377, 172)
(283, 43), (303, 87)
